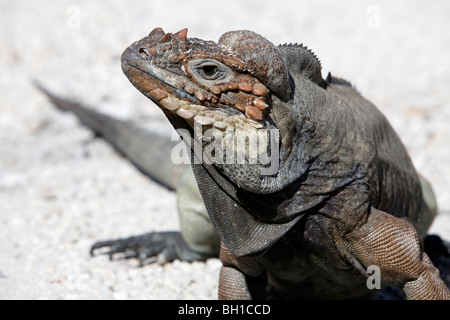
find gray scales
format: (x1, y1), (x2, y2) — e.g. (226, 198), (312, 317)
(37, 28), (450, 299)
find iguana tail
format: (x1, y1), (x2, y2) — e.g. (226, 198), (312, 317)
(34, 81), (187, 190)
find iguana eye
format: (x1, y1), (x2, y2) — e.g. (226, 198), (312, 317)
(187, 59), (231, 83)
(199, 65), (219, 80)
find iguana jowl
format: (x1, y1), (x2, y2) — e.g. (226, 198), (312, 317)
(118, 27), (450, 299)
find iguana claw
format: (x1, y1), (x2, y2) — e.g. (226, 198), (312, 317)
(90, 231), (211, 266)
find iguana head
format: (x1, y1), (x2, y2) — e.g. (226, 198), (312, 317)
(121, 28), (293, 133)
(122, 28), (325, 194)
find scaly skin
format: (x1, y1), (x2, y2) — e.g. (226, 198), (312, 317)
(119, 28), (449, 299)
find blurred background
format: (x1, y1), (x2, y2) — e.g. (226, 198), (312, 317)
(1, 0), (449, 299)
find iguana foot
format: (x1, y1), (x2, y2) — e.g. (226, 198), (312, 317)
(90, 231), (211, 266)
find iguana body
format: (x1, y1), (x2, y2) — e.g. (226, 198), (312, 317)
(118, 28), (449, 299)
(36, 28), (450, 299)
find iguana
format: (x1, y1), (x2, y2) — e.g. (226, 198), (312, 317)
(118, 27), (450, 300)
(36, 28), (450, 299)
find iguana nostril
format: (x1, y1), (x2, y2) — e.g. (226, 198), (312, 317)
(139, 47), (149, 57)
(139, 47), (157, 57)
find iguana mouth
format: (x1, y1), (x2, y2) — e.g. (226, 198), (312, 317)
(121, 28), (270, 131)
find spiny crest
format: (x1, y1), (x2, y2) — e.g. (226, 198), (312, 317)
(279, 42), (322, 69)
(277, 42), (325, 87)
(148, 27), (188, 42)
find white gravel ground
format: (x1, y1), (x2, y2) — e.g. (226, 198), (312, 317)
(1, 0), (449, 299)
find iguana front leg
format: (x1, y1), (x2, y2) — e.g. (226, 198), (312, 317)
(347, 208), (450, 299)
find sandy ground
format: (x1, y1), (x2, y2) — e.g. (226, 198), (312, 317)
(1, 0), (449, 299)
